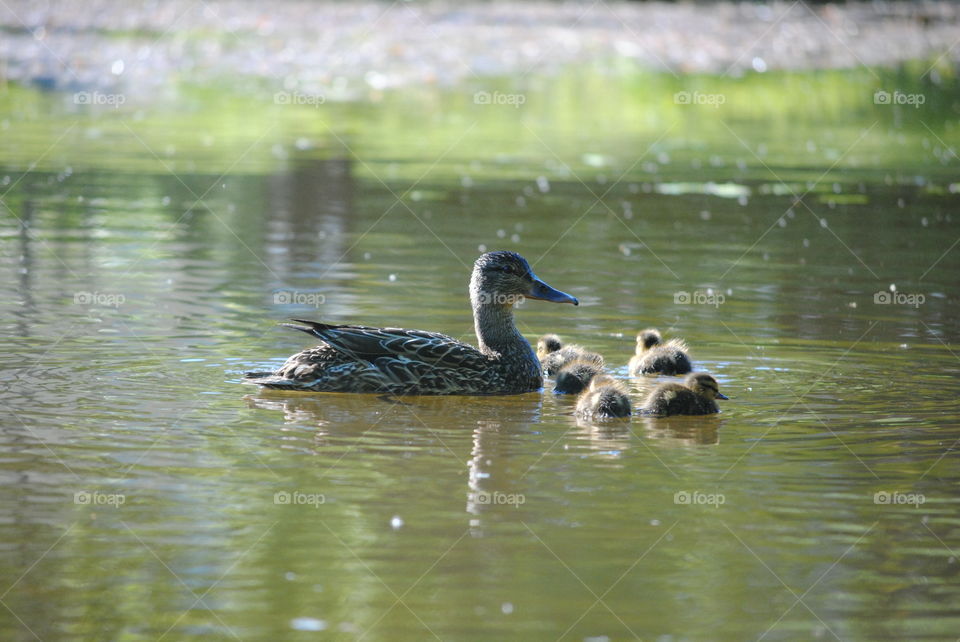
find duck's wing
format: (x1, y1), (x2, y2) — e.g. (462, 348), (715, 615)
(244, 343), (375, 391)
(283, 320), (491, 387)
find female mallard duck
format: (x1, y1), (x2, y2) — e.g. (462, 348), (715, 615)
(554, 358), (603, 395)
(576, 374), (632, 419)
(244, 251), (578, 395)
(640, 373), (727, 417)
(628, 328), (692, 376)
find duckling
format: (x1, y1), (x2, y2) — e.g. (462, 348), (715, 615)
(628, 328), (692, 376)
(536, 334), (563, 360)
(542, 345), (604, 376)
(576, 375), (632, 419)
(641, 373), (727, 417)
(553, 358), (603, 395)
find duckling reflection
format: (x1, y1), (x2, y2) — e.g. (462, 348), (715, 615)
(639, 416), (721, 446)
(571, 417), (634, 457)
(640, 373), (727, 417)
(628, 328), (692, 376)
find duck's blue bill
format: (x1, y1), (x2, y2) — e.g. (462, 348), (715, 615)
(716, 392), (729, 400)
(528, 278), (579, 306)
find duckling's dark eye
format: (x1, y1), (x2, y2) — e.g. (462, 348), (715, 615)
(497, 265), (512, 273)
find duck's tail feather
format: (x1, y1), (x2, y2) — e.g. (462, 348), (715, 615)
(243, 371), (289, 386)
(280, 319), (335, 337)
(243, 371), (307, 390)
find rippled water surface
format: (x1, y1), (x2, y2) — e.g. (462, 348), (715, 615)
(1, 68), (959, 640)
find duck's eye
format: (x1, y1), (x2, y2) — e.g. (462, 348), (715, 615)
(498, 265), (513, 273)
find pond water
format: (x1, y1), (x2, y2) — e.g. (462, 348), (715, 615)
(1, 67), (959, 640)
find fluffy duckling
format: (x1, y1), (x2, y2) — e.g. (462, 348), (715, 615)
(542, 345), (603, 376)
(554, 358), (604, 395)
(628, 328), (692, 376)
(641, 373), (727, 417)
(576, 375), (632, 419)
(536, 334), (563, 360)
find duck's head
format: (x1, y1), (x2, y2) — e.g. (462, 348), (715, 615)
(685, 373), (728, 400)
(470, 251), (579, 309)
(537, 334), (563, 359)
(636, 328), (662, 353)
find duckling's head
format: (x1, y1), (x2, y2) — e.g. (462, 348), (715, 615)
(684, 373), (728, 400)
(636, 328), (663, 353)
(537, 334), (563, 359)
(470, 251), (579, 309)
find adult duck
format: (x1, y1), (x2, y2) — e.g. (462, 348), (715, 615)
(245, 251), (578, 394)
